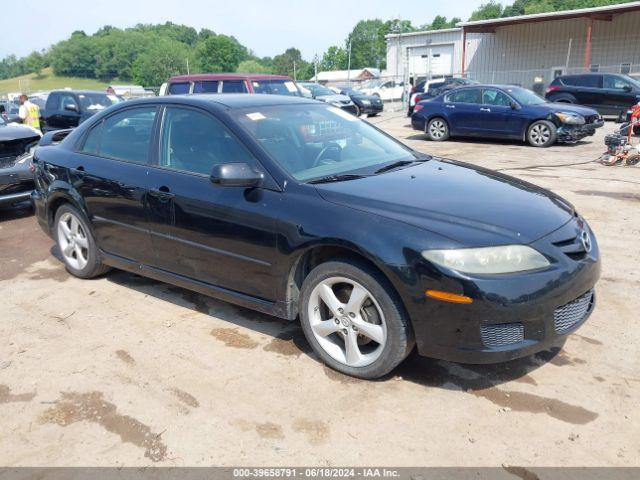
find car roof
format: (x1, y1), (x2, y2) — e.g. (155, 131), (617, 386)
(117, 93), (317, 110)
(169, 73), (293, 82)
(49, 89), (110, 95)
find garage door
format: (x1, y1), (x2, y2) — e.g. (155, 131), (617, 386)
(409, 44), (454, 78)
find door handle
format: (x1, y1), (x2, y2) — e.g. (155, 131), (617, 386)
(446, 104), (456, 109)
(480, 107), (491, 112)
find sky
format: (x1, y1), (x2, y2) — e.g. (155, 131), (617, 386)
(2, 0), (484, 61)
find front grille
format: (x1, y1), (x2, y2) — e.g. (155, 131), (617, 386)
(554, 290), (594, 333)
(481, 323), (525, 347)
(552, 233), (589, 260)
(584, 114), (600, 125)
(0, 156), (18, 169)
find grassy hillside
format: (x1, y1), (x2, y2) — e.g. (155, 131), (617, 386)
(0, 68), (109, 96)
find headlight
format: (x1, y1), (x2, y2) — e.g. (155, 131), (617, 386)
(361, 100), (371, 105)
(422, 245), (550, 275)
(556, 112), (585, 125)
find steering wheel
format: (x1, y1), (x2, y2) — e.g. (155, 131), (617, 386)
(313, 143), (342, 167)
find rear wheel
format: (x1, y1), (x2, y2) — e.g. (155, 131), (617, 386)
(299, 260), (413, 379)
(54, 204), (109, 279)
(426, 117), (450, 141)
(527, 120), (557, 147)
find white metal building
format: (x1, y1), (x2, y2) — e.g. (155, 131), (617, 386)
(386, 1), (640, 91)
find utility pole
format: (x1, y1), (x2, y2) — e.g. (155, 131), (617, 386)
(186, 58), (190, 75)
(347, 41), (352, 87)
(293, 60), (297, 81)
(314, 54), (319, 84)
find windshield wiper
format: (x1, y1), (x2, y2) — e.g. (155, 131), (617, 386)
(374, 159), (425, 174)
(308, 174), (370, 184)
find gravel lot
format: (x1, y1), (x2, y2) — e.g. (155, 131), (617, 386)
(1, 114), (639, 467)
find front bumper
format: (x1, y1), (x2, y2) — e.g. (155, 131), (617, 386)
(360, 103), (383, 115)
(557, 119), (604, 142)
(0, 162), (35, 206)
(400, 220), (601, 363)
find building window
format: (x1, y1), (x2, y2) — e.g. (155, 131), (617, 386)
(621, 63), (631, 75)
(589, 64), (600, 72)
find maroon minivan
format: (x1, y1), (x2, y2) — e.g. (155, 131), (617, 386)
(162, 74), (302, 97)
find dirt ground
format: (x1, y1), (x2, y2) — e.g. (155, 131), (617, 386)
(1, 114), (639, 467)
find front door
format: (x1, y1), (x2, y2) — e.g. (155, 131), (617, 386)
(479, 88), (522, 138)
(146, 106), (279, 301)
(603, 75), (637, 116)
(444, 88), (482, 135)
(73, 106), (158, 264)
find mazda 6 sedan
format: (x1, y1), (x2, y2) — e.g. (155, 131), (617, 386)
(32, 94), (600, 379)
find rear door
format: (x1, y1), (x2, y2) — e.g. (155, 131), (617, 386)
(73, 106), (158, 264)
(145, 105), (280, 301)
(443, 88), (482, 135)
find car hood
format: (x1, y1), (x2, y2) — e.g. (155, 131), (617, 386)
(314, 159), (574, 247)
(532, 102), (599, 117)
(316, 94), (353, 103)
(0, 124), (42, 142)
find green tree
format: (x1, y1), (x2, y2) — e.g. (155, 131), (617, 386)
(272, 48), (308, 79)
(469, 1), (504, 20)
(132, 39), (192, 87)
(320, 46), (348, 71)
(196, 34), (248, 72)
(50, 33), (99, 77)
(24, 51), (45, 76)
(346, 19), (387, 69)
(236, 59), (270, 73)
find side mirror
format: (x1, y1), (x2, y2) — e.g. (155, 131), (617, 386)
(64, 103), (79, 112)
(623, 85), (633, 93)
(210, 162), (263, 188)
(510, 101), (520, 110)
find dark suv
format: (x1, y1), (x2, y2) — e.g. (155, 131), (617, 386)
(546, 73), (640, 118)
(41, 90), (122, 132)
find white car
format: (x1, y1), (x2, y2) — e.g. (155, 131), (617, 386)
(357, 80), (405, 101)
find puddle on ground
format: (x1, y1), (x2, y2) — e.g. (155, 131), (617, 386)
(292, 418), (329, 445)
(574, 190), (640, 202)
(503, 466), (540, 480)
(169, 388), (199, 408)
(0, 385), (36, 403)
(263, 328), (310, 357)
(473, 388), (598, 425)
(255, 422), (284, 440)
(210, 327), (258, 349)
(40, 391), (167, 462)
(115, 350), (135, 365)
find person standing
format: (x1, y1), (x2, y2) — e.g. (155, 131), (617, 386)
(18, 94), (41, 131)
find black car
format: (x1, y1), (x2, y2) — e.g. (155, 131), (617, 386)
(408, 78), (479, 115)
(41, 90), (122, 132)
(340, 88), (383, 117)
(546, 73), (640, 118)
(32, 94), (600, 379)
(0, 116), (41, 207)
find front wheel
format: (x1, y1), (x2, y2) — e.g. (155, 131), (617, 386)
(426, 117), (450, 141)
(299, 260), (413, 379)
(527, 120), (557, 147)
(54, 204), (110, 278)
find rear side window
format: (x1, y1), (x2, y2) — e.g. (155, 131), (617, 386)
(221, 80), (248, 93)
(604, 75), (633, 90)
(563, 75), (601, 88)
(168, 82), (190, 95)
(447, 89), (481, 104)
(88, 107), (157, 164)
(193, 81), (220, 93)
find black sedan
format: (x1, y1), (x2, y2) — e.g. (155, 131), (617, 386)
(0, 116), (41, 207)
(340, 88), (384, 117)
(32, 94), (600, 379)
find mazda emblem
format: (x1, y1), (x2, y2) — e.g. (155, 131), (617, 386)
(581, 230), (592, 253)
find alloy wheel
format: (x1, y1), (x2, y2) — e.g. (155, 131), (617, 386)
(307, 277), (387, 368)
(530, 123), (551, 145)
(57, 212), (89, 270)
(429, 120), (447, 139)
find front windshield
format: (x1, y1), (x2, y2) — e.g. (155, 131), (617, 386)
(252, 79), (301, 97)
(77, 93), (121, 111)
(505, 87), (547, 106)
(303, 84), (335, 97)
(233, 104), (417, 181)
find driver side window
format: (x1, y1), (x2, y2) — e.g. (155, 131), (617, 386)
(160, 107), (257, 175)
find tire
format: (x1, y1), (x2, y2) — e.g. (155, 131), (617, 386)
(527, 120), (557, 147)
(299, 259), (414, 379)
(54, 204), (110, 279)
(550, 94), (576, 104)
(426, 117), (450, 141)
(367, 113), (378, 118)
(354, 105), (361, 117)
